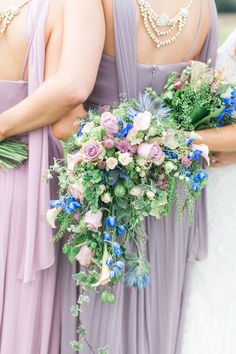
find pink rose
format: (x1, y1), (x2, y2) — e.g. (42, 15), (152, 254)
(129, 144), (138, 156)
(103, 134), (115, 149)
(116, 138), (131, 153)
(174, 78), (182, 90)
(67, 151), (83, 170)
(137, 143), (165, 165)
(100, 112), (119, 134)
(181, 156), (192, 167)
(133, 111), (152, 131)
(82, 140), (104, 161)
(76, 245), (94, 267)
(97, 160), (106, 170)
(84, 210), (103, 231)
(149, 145), (165, 165)
(69, 183), (85, 201)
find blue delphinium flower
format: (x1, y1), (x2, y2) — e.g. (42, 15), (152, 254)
(193, 170), (208, 183)
(186, 138), (193, 147)
(50, 196), (81, 214)
(116, 261), (125, 270)
(106, 257), (113, 267)
(110, 266), (120, 279)
(77, 123), (86, 137)
(117, 225), (126, 236)
(188, 149), (203, 161)
(191, 183), (201, 192)
(118, 122), (133, 138)
(165, 150), (179, 159)
(103, 232), (111, 242)
(106, 216), (117, 228)
(112, 242), (123, 257)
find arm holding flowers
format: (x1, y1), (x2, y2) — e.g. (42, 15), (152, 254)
(195, 124), (236, 152)
(0, 0), (105, 141)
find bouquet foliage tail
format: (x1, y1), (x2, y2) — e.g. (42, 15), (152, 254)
(0, 139), (28, 169)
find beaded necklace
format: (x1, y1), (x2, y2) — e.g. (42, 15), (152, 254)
(137, 0), (195, 48)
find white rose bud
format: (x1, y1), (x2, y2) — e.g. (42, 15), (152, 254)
(101, 192), (112, 204)
(118, 153), (133, 166)
(106, 157), (118, 170)
(146, 191), (155, 200)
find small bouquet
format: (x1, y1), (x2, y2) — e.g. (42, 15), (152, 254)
(162, 61), (236, 131)
(0, 139), (28, 169)
(47, 92), (208, 352)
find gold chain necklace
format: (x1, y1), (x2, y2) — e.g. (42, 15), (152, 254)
(0, 0), (31, 35)
(137, 0), (195, 49)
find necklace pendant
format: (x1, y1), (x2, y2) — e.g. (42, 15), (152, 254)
(180, 7), (189, 18)
(158, 14), (168, 26)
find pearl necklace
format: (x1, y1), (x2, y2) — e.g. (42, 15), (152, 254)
(0, 0), (31, 35)
(137, 0), (195, 49)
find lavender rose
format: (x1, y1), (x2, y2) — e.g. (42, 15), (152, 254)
(82, 140), (105, 161)
(103, 134), (115, 149)
(100, 112), (119, 134)
(137, 143), (165, 165)
(116, 138), (131, 153)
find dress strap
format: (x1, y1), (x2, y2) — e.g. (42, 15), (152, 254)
(21, 0), (47, 80)
(113, 0), (137, 98)
(184, 0), (204, 61)
(198, 0), (218, 67)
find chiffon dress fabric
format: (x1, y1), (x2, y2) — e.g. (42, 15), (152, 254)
(0, 0), (72, 353)
(77, 1), (218, 353)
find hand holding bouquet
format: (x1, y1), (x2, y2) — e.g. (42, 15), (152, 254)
(162, 61), (236, 131)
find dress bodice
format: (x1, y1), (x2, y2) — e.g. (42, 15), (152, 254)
(0, 80), (28, 113)
(87, 54), (189, 108)
(86, 0), (218, 109)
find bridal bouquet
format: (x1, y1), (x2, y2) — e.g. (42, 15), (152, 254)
(47, 92), (208, 352)
(0, 139), (28, 169)
(162, 61), (236, 131)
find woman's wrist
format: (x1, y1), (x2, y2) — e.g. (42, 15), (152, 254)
(0, 115), (9, 141)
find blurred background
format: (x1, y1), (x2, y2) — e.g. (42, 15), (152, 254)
(216, 0), (236, 44)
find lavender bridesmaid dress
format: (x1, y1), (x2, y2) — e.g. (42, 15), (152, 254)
(77, 1), (218, 354)
(0, 0), (73, 353)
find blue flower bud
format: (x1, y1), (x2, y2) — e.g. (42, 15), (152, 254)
(112, 242), (123, 257)
(103, 232), (111, 242)
(116, 261), (125, 270)
(117, 225), (126, 236)
(106, 216), (117, 228)
(106, 257), (113, 267)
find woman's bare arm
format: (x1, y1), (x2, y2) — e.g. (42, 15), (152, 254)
(196, 125), (236, 152)
(0, 0), (105, 140)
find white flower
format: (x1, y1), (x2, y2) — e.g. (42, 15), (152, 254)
(146, 191), (155, 200)
(118, 153), (133, 166)
(133, 111), (152, 131)
(165, 161), (176, 172)
(46, 207), (63, 229)
(99, 184), (106, 193)
(101, 192), (112, 204)
(106, 157), (118, 170)
(83, 122), (94, 134)
(130, 187), (143, 197)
